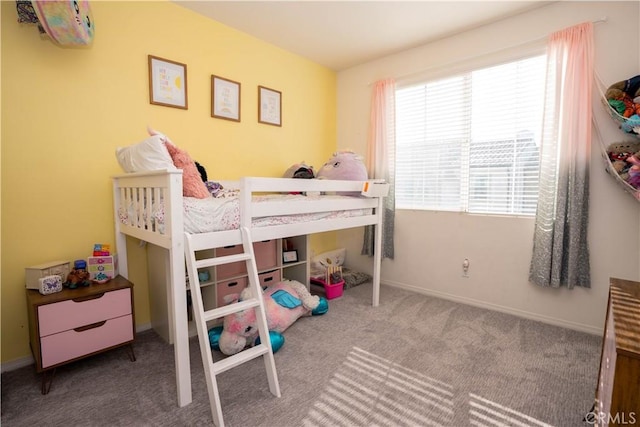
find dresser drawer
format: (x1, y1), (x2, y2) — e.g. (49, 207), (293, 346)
(38, 288), (131, 337)
(40, 314), (133, 368)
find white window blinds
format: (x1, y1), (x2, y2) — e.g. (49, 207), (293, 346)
(395, 54), (546, 215)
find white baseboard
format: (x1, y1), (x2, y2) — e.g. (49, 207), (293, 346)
(1, 323), (154, 374)
(382, 280), (603, 336)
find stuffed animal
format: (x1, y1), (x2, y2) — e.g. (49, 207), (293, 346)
(316, 150), (368, 181)
(64, 269), (91, 289)
(209, 280), (328, 356)
(283, 161), (315, 179)
(316, 150), (368, 196)
(606, 75), (640, 100)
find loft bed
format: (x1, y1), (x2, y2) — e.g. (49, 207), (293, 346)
(112, 169), (389, 407)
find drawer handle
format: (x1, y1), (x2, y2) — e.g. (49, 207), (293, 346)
(227, 282), (239, 287)
(263, 276), (274, 283)
(72, 293), (105, 303)
(74, 320), (107, 332)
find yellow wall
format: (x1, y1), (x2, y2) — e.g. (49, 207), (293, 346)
(1, 1), (336, 364)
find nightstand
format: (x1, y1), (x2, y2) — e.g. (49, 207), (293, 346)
(26, 275), (136, 394)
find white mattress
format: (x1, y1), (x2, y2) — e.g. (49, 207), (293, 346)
(119, 192), (370, 234)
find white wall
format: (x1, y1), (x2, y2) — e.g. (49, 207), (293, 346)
(336, 1), (640, 334)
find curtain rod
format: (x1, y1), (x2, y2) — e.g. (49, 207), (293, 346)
(368, 17), (608, 86)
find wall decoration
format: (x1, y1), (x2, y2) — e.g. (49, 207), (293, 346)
(148, 55), (188, 109)
(258, 86), (282, 126)
(283, 250), (298, 263)
(211, 75), (241, 122)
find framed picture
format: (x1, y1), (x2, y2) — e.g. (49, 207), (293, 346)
(148, 55), (188, 109)
(211, 75), (241, 122)
(258, 85), (282, 126)
(282, 250), (298, 263)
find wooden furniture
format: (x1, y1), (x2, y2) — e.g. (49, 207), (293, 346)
(595, 277), (640, 426)
(26, 275), (136, 394)
(148, 235), (308, 343)
(112, 172), (388, 407)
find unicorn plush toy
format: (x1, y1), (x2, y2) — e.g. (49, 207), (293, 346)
(209, 280), (328, 356)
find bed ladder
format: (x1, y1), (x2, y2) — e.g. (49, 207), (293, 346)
(184, 227), (281, 427)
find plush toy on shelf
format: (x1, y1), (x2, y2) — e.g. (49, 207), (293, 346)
(208, 279), (328, 356)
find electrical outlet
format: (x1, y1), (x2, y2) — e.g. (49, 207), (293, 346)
(462, 258), (470, 278)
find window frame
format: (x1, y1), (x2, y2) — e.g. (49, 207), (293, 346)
(394, 50), (547, 217)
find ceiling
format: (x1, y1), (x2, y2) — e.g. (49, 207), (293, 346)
(173, 1), (552, 71)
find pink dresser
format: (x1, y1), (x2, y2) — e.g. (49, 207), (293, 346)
(26, 275), (135, 394)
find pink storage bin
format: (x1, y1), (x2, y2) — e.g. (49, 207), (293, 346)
(254, 240), (277, 271)
(311, 277), (344, 300)
(258, 269), (281, 288)
(324, 280), (344, 299)
(216, 245), (247, 280)
(216, 277), (248, 307)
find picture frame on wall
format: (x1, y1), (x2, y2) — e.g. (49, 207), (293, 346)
(258, 85), (282, 126)
(211, 75), (241, 122)
(148, 55), (188, 109)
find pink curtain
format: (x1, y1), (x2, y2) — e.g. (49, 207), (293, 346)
(362, 79), (395, 258)
(529, 22), (594, 288)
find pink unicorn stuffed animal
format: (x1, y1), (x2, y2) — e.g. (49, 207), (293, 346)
(212, 280), (328, 356)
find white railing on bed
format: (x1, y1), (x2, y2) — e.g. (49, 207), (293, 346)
(112, 172), (388, 409)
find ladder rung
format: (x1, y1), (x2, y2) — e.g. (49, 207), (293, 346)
(212, 344), (270, 375)
(202, 298), (260, 322)
(196, 253), (252, 269)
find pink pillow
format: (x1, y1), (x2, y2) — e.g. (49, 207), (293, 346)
(164, 143), (210, 199)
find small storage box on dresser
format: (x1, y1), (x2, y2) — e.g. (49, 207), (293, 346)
(25, 260), (70, 290)
(26, 275), (135, 394)
(87, 254), (118, 280)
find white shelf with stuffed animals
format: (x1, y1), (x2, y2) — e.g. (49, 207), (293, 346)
(597, 74), (640, 201)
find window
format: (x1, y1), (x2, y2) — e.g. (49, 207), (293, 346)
(395, 55), (546, 215)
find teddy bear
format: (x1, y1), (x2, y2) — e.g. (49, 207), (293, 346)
(208, 280), (328, 356)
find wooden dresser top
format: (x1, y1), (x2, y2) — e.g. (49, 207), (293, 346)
(609, 277), (640, 357)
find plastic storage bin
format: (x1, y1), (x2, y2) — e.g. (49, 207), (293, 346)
(320, 279), (344, 300)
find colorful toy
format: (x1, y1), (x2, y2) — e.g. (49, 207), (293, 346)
(209, 280), (328, 356)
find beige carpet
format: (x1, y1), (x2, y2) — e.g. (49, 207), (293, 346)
(1, 283), (601, 426)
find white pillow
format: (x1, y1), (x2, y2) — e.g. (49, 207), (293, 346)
(116, 135), (177, 173)
(311, 248), (346, 271)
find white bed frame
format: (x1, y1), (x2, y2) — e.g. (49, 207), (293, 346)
(112, 170), (387, 407)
